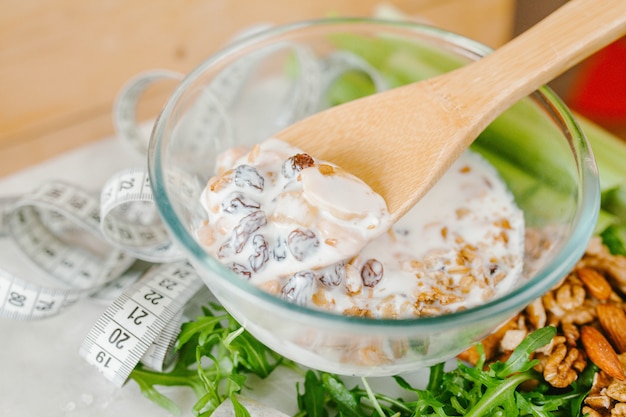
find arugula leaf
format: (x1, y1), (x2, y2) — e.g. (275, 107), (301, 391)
(128, 304), (294, 416)
(225, 328), (283, 378)
(132, 370), (184, 416)
(230, 395), (252, 417)
(321, 373), (361, 417)
(131, 304), (596, 417)
(297, 371), (328, 417)
(600, 223), (626, 255)
(493, 326), (556, 377)
(426, 362), (445, 392)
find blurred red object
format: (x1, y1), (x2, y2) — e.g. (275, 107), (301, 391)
(567, 37), (626, 134)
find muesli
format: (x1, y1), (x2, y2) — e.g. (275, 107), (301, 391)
(196, 138), (525, 319)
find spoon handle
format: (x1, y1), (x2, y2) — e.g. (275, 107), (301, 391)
(435, 0), (626, 129)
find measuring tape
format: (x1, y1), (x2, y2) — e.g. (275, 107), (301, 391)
(79, 261), (204, 386)
(0, 36), (387, 387)
(0, 182), (136, 321)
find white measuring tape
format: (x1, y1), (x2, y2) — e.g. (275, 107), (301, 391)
(79, 261), (204, 386)
(0, 182), (136, 321)
(0, 35), (387, 387)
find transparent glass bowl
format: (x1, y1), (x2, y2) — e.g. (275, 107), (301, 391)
(149, 18), (599, 376)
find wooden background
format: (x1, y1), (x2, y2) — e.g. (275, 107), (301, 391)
(0, 0), (516, 176)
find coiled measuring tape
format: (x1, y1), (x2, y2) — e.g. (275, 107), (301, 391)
(0, 182), (136, 321)
(0, 37), (387, 387)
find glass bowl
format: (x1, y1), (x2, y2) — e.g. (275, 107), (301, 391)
(149, 18), (599, 376)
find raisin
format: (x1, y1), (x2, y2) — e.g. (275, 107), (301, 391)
(272, 236), (288, 262)
(281, 153), (315, 179)
(217, 240), (234, 258)
(230, 210), (267, 254)
(248, 234), (269, 272)
(229, 262), (252, 279)
(222, 192), (260, 214)
(234, 165), (264, 191)
(361, 259), (384, 287)
(282, 271), (317, 305)
(319, 262), (346, 287)
(287, 228), (319, 261)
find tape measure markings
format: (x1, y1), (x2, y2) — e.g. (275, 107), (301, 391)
(0, 180), (137, 320)
(113, 70), (185, 156)
(11, 208), (98, 288)
(9, 181), (134, 286)
(140, 308), (185, 371)
(79, 262), (203, 386)
(0, 270), (81, 320)
(100, 168), (185, 263)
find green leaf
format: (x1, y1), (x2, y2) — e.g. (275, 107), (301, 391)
(193, 392), (220, 417)
(230, 395), (252, 417)
(226, 330), (282, 377)
(226, 373), (247, 397)
(413, 389), (448, 416)
(176, 315), (226, 348)
(393, 374), (420, 393)
(426, 362), (445, 392)
(602, 185), (626, 220)
(129, 303), (291, 416)
(495, 327), (556, 378)
(299, 371), (328, 417)
(321, 373), (361, 417)
(464, 371), (538, 417)
(569, 364), (599, 416)
(600, 224), (626, 255)
(132, 371), (182, 416)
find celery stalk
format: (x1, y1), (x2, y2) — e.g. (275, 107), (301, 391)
(327, 71), (377, 105)
(326, 31), (626, 253)
(577, 116), (626, 191)
(328, 33), (465, 87)
(578, 117), (626, 255)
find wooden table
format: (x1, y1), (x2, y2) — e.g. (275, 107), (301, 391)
(0, 0), (516, 177)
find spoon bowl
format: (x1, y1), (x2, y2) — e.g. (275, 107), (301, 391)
(276, 0), (626, 221)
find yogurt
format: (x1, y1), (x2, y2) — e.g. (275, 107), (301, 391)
(197, 138), (524, 318)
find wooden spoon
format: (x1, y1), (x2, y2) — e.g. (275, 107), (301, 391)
(275, 0), (626, 222)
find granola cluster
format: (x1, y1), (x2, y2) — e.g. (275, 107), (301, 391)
(460, 237), (626, 416)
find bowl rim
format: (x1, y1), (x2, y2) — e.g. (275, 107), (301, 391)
(149, 17), (600, 331)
